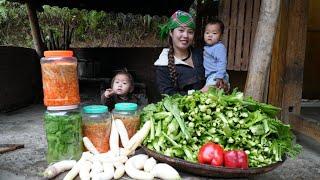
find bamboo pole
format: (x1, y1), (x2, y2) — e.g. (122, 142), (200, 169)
(244, 0), (280, 102)
(26, 2), (44, 57)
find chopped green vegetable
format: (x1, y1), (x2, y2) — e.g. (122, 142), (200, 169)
(140, 88), (301, 167)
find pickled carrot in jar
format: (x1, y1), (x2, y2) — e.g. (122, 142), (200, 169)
(41, 51), (80, 106)
(83, 121), (111, 153)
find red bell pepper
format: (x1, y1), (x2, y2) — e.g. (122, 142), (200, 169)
(224, 150), (249, 169)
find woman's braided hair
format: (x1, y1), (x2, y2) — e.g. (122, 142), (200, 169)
(168, 36), (178, 87)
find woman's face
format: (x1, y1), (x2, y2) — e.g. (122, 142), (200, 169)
(170, 26), (194, 50)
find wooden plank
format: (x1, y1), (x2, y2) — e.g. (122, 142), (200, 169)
(281, 0), (308, 123)
(241, 0), (254, 71)
(289, 114), (320, 143)
(0, 144), (24, 154)
(250, 0), (261, 52)
(234, 0), (246, 71)
(219, 0), (231, 57)
(227, 0), (239, 70)
(268, 0), (289, 109)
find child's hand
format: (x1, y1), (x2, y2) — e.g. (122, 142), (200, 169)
(215, 79), (229, 92)
(104, 88), (114, 98)
(215, 79), (225, 89)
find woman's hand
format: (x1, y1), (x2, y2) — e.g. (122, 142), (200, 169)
(104, 88), (114, 98)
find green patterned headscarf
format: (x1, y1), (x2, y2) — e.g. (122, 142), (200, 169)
(159, 10), (196, 40)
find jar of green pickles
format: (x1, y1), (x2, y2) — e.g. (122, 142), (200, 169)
(44, 105), (83, 163)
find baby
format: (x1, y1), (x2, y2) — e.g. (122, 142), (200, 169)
(201, 19), (230, 92)
(101, 70), (138, 110)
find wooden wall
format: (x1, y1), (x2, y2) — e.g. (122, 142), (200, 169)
(268, 0), (308, 123)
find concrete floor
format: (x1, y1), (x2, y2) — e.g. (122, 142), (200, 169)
(0, 104), (320, 180)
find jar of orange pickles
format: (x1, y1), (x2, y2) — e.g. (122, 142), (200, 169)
(82, 105), (112, 153)
(40, 50), (80, 106)
(112, 103), (140, 139)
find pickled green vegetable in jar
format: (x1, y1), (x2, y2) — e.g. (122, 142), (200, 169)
(44, 105), (83, 163)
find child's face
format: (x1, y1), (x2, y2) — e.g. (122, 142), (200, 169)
(204, 24), (222, 46)
(112, 74), (131, 96)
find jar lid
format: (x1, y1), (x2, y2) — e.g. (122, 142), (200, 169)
(44, 50), (73, 57)
(114, 103), (138, 111)
(83, 105), (108, 114)
(47, 105), (78, 111)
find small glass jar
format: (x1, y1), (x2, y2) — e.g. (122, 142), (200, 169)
(44, 105), (83, 163)
(82, 105), (111, 153)
(40, 50), (80, 106)
(112, 103), (140, 139)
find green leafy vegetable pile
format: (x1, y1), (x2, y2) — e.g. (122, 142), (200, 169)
(44, 112), (83, 163)
(140, 89), (302, 167)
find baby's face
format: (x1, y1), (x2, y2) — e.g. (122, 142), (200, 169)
(112, 74), (131, 96)
(204, 24), (222, 46)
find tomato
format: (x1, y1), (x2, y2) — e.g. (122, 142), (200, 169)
(197, 142), (224, 166)
(224, 150), (249, 169)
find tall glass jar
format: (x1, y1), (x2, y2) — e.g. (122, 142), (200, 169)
(40, 50), (80, 106)
(44, 105), (83, 163)
(82, 105), (111, 153)
(112, 103), (140, 139)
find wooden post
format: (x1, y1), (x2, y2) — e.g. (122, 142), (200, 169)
(268, 0), (289, 109)
(244, 0), (280, 102)
(281, 0), (308, 123)
(26, 2), (44, 57)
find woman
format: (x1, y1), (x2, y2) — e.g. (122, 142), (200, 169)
(154, 10), (205, 95)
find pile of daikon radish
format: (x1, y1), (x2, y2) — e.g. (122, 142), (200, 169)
(43, 120), (181, 180)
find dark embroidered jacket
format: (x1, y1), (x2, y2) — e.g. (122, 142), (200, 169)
(155, 48), (205, 95)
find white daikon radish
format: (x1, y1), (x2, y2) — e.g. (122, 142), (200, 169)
(92, 172), (114, 180)
(143, 157), (157, 172)
(125, 155), (154, 180)
(43, 160), (76, 179)
(83, 137), (100, 155)
(151, 163), (180, 180)
(114, 119), (129, 147)
(96, 154), (128, 164)
(124, 121), (151, 156)
(90, 160), (104, 178)
(79, 160), (92, 180)
(130, 154), (148, 169)
(96, 151), (116, 160)
(63, 152), (93, 180)
(113, 162), (125, 179)
(110, 120), (119, 155)
(120, 147), (135, 156)
(102, 162), (114, 175)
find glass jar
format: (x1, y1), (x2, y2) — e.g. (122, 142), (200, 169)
(40, 50), (80, 106)
(112, 103), (140, 139)
(82, 105), (111, 153)
(44, 105), (83, 163)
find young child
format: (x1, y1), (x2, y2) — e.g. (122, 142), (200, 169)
(201, 19), (230, 92)
(101, 70), (138, 110)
